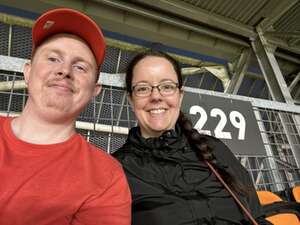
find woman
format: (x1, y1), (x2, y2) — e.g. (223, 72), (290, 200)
(113, 50), (271, 225)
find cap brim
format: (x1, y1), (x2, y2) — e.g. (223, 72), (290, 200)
(32, 8), (105, 66)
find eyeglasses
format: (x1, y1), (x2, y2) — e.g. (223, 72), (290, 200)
(132, 81), (179, 97)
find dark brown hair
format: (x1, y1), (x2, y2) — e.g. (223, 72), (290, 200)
(126, 49), (248, 195)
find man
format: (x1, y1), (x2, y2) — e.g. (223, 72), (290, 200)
(0, 8), (131, 225)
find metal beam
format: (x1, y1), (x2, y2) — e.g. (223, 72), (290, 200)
(0, 1), (243, 62)
(0, 112), (129, 134)
(251, 30), (294, 104)
(265, 31), (300, 39)
(295, 86), (300, 100)
(25, 0), (244, 61)
(253, 109), (285, 190)
(275, 51), (300, 65)
(225, 48), (251, 94)
(278, 113), (300, 167)
(183, 87), (300, 114)
(252, 29), (300, 166)
(268, 38), (300, 56)
(288, 38), (300, 47)
(93, 0), (249, 47)
(132, 0), (256, 38)
(257, 0), (298, 32)
(289, 72), (300, 93)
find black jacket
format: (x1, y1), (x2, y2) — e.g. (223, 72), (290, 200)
(114, 125), (272, 225)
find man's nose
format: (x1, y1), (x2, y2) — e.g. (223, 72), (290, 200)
(56, 63), (72, 79)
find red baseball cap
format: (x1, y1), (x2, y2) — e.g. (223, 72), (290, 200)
(32, 8), (106, 67)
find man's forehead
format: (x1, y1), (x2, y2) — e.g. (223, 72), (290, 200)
(36, 34), (96, 59)
(37, 33), (93, 52)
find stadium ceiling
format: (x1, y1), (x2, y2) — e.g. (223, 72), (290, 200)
(1, 1), (299, 58)
(0, 0), (300, 99)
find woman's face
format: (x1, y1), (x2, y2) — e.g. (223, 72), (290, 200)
(129, 56), (183, 138)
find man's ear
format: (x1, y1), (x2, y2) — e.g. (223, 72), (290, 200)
(93, 84), (102, 97)
(23, 61), (32, 84)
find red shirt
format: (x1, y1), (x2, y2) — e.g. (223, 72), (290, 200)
(0, 116), (131, 225)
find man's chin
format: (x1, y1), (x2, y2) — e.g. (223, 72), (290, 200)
(44, 99), (72, 113)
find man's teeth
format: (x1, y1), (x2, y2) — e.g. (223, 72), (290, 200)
(150, 109), (165, 114)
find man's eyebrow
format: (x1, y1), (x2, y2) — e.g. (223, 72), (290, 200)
(43, 48), (61, 55)
(73, 56), (92, 65)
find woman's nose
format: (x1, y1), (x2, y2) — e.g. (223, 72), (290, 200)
(149, 86), (162, 99)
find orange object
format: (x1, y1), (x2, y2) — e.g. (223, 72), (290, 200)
(293, 186), (300, 203)
(257, 191), (283, 205)
(257, 191), (300, 225)
(266, 213), (300, 225)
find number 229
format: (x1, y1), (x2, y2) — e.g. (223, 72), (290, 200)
(189, 105), (246, 140)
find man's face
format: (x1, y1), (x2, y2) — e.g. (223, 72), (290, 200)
(24, 34), (101, 122)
